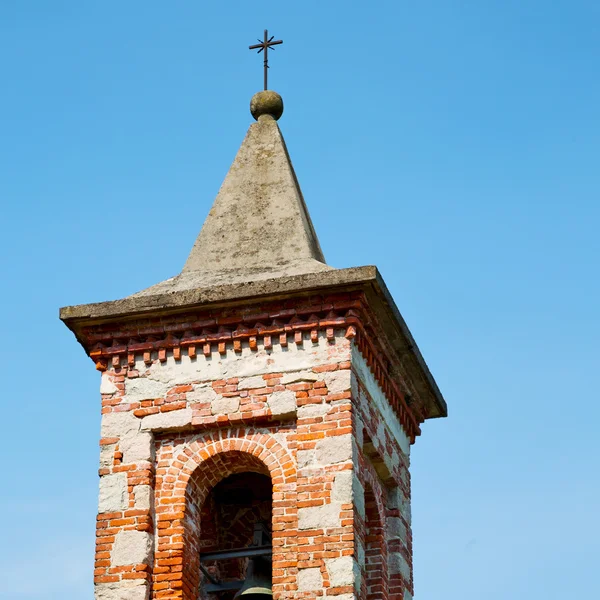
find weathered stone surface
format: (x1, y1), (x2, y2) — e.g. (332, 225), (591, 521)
(331, 471), (353, 503)
(298, 503), (341, 530)
(124, 377), (169, 402)
(125, 335), (350, 386)
(112, 530), (153, 566)
(297, 567), (323, 591)
(211, 396), (240, 415)
(353, 476), (366, 520)
(296, 449), (315, 469)
(325, 556), (356, 587)
(356, 539), (365, 570)
(237, 375), (266, 390)
(250, 90), (284, 121)
(267, 390), (296, 417)
(101, 412), (139, 439)
(188, 385), (218, 403)
(315, 434), (353, 465)
(140, 408), (192, 431)
(323, 370), (351, 394)
(281, 370), (319, 385)
(100, 375), (118, 395)
(388, 516), (408, 542)
(179, 116), (327, 287)
(95, 582), (148, 600)
(99, 443), (115, 469)
(297, 402), (330, 419)
(121, 432), (154, 463)
(389, 552), (411, 579)
(134, 485), (153, 510)
(389, 486), (411, 525)
(98, 473), (128, 513)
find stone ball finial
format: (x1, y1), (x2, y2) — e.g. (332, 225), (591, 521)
(250, 90), (284, 121)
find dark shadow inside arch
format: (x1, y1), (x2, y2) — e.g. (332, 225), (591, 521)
(200, 471), (272, 599)
(183, 451), (273, 600)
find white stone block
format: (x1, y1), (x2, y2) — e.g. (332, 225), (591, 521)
(297, 567), (323, 591)
(267, 390), (296, 417)
(388, 516), (408, 542)
(98, 473), (128, 513)
(401, 497), (411, 525)
(331, 471), (353, 504)
(297, 402), (330, 419)
(95, 581), (149, 600)
(353, 476), (366, 520)
(124, 377), (169, 402)
(356, 539), (365, 569)
(389, 552), (411, 580)
(323, 370), (351, 394)
(354, 414), (364, 447)
(296, 450), (315, 469)
(281, 370), (319, 385)
(237, 375), (266, 390)
(325, 556), (355, 587)
(99, 444), (115, 469)
(315, 434), (352, 465)
(100, 375), (118, 395)
(112, 530), (153, 566)
(101, 412), (139, 439)
(211, 396), (240, 415)
(121, 432), (154, 464)
(140, 355), (197, 384)
(298, 502), (341, 530)
(134, 485), (153, 510)
(140, 408), (193, 432)
(389, 487), (412, 525)
(188, 385), (218, 404)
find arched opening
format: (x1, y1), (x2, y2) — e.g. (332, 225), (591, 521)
(181, 451), (273, 600)
(199, 472), (272, 598)
(364, 482), (387, 600)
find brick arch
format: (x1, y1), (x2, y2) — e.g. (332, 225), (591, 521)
(152, 430), (294, 600)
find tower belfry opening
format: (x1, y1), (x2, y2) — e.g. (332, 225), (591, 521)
(199, 472), (273, 600)
(61, 35), (447, 600)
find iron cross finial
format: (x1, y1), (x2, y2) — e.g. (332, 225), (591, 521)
(249, 29), (283, 91)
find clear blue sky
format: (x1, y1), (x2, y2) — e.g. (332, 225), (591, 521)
(0, 2), (598, 599)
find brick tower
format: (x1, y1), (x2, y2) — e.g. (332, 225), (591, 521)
(61, 90), (447, 600)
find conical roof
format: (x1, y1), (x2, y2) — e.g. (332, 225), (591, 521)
(131, 93), (331, 298)
(60, 90), (447, 421)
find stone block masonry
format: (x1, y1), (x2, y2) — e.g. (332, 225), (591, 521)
(86, 294), (418, 600)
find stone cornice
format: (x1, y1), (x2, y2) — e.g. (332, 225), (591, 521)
(75, 292), (426, 442)
(61, 266), (447, 422)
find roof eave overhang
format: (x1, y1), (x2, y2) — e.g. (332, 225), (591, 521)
(60, 265), (447, 420)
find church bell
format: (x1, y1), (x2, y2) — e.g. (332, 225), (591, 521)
(233, 555), (273, 600)
(199, 521), (273, 598)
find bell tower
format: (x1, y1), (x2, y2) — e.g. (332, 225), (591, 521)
(61, 89), (447, 600)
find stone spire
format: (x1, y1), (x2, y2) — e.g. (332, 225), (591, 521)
(133, 91), (331, 298)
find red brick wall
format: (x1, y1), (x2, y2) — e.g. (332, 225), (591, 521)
(89, 294), (418, 600)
